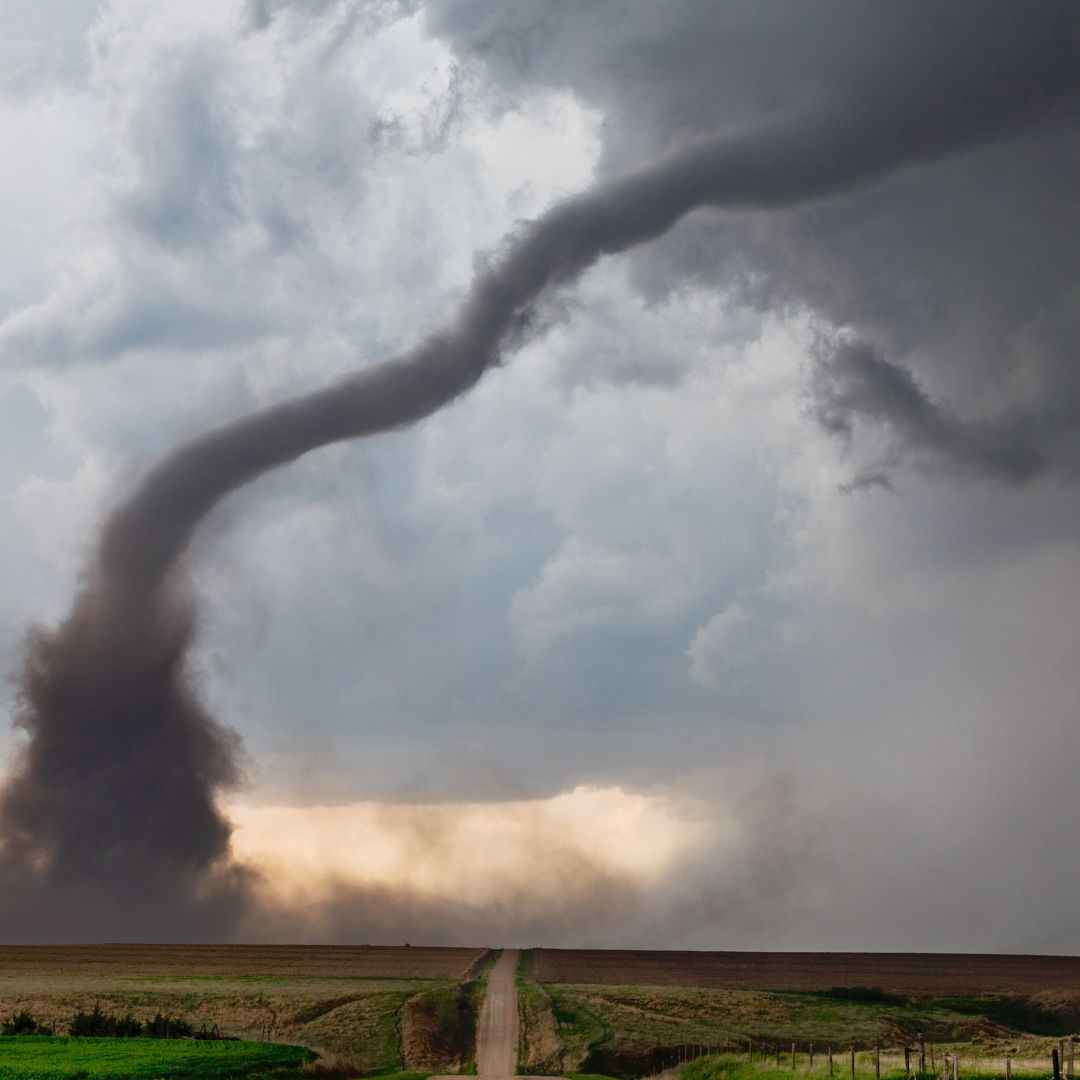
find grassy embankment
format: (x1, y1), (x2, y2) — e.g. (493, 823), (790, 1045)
(517, 949), (564, 1075)
(403, 975), (491, 1074)
(399, 946), (500, 1076)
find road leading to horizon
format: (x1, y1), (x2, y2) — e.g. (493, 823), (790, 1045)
(432, 948), (563, 1080)
(476, 948), (523, 1078)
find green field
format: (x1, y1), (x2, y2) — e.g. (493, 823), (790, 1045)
(0, 1035), (312, 1079)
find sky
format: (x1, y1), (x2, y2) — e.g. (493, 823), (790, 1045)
(1, 0), (1079, 949)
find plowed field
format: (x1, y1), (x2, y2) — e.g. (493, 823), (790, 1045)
(0, 943), (487, 979)
(525, 950), (1080, 995)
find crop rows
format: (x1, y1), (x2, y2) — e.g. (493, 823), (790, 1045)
(525, 951), (1080, 995)
(0, 944), (487, 980)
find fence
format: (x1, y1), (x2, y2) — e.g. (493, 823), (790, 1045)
(658, 1034), (1079, 1080)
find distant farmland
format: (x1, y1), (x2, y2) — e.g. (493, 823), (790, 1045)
(524, 950), (1080, 995)
(0, 943), (487, 980)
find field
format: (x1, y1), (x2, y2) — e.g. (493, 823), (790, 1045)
(519, 951), (1080, 1079)
(0, 945), (493, 1073)
(9, 946), (1080, 1080)
(0, 1034), (312, 1079)
(0, 945), (487, 980)
(524, 951), (1080, 996)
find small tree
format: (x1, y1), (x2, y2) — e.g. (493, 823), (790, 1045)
(70, 1003), (109, 1037)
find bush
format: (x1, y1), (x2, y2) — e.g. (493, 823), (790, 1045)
(68, 1003), (195, 1039)
(144, 1011), (193, 1039)
(2, 1009), (54, 1036)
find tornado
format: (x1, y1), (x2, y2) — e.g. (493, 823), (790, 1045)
(0, 62), (1069, 938)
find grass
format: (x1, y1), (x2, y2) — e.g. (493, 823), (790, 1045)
(681, 1052), (1059, 1080)
(0, 976), (452, 1070)
(530, 983), (1080, 1079)
(0, 1034), (312, 1079)
(518, 978), (564, 1075)
(408, 983), (481, 1065)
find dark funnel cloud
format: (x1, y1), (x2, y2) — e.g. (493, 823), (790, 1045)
(2, 1), (1078, 937)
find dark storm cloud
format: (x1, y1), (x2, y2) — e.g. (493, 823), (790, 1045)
(813, 341), (1049, 484)
(429, 0), (1080, 478)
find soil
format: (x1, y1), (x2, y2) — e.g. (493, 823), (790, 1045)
(477, 949), (521, 1078)
(0, 944), (486, 979)
(525, 951), (1080, 996)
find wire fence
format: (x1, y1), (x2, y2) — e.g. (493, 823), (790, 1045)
(658, 1035), (1080, 1080)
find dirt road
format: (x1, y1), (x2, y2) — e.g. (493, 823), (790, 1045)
(430, 948), (562, 1080)
(476, 948), (522, 1077)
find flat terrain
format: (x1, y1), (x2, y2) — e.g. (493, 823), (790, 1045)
(525, 950), (1080, 995)
(0, 943), (486, 979)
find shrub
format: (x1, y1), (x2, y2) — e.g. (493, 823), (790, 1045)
(144, 1011), (193, 1039)
(69, 1003), (142, 1038)
(2, 1009), (54, 1036)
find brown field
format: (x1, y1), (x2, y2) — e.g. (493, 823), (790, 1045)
(525, 950), (1080, 995)
(0, 943), (488, 979)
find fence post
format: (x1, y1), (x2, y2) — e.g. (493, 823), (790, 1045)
(876, 1047), (880, 1080)
(794, 1043), (797, 1070)
(1069, 1036), (1075, 1080)
(919, 1035), (926, 1076)
(1055, 1048), (1062, 1080)
(952, 1054), (957, 1080)
(811, 1044), (815, 1068)
(851, 1047), (856, 1080)
(1006, 1054), (1012, 1080)
(829, 1046), (834, 1077)
(905, 1048), (911, 1076)
(930, 1045), (936, 1073)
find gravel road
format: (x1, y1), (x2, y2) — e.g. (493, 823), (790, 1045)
(430, 948), (563, 1080)
(476, 948), (521, 1077)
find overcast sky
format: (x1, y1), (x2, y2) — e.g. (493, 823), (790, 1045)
(2, 1), (1080, 950)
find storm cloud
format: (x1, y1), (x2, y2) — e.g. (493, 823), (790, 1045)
(0, 2), (1079, 947)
